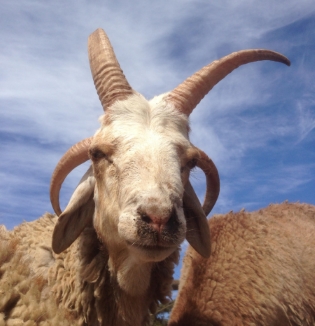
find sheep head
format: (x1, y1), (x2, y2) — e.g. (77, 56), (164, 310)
(49, 29), (290, 294)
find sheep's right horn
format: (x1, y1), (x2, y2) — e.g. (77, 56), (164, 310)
(88, 28), (134, 111)
(50, 137), (93, 216)
(167, 49), (290, 116)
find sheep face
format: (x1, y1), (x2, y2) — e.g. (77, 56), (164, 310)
(51, 91), (214, 295)
(50, 28), (289, 295)
(91, 94), (193, 263)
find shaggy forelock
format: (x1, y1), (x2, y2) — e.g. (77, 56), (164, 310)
(98, 93), (190, 141)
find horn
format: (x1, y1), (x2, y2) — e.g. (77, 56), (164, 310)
(183, 149), (219, 258)
(50, 137), (93, 216)
(183, 181), (211, 258)
(196, 148), (220, 215)
(167, 49), (290, 116)
(88, 28), (134, 111)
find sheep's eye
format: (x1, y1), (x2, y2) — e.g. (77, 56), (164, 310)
(90, 148), (107, 160)
(187, 158), (197, 169)
(181, 158), (198, 173)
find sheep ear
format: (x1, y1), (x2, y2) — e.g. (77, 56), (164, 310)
(52, 166), (95, 254)
(183, 181), (211, 258)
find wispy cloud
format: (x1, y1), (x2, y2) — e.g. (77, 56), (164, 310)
(296, 98), (315, 142)
(1, 0), (314, 234)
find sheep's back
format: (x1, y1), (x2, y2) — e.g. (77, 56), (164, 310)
(169, 202), (315, 326)
(0, 213), (78, 325)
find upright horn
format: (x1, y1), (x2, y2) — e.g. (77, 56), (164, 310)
(167, 49), (290, 116)
(88, 28), (134, 111)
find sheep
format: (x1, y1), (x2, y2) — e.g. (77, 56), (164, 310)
(0, 28), (290, 326)
(168, 202), (315, 326)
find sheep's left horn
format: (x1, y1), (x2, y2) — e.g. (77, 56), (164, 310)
(183, 149), (219, 258)
(167, 49), (290, 116)
(50, 137), (93, 216)
(88, 28), (134, 111)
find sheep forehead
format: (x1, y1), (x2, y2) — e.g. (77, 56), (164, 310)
(119, 136), (182, 179)
(101, 94), (188, 139)
(96, 93), (190, 155)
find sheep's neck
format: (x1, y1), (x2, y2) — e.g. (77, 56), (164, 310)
(75, 226), (178, 326)
(113, 254), (153, 296)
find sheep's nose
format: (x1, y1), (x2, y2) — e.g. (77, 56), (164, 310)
(140, 212), (171, 232)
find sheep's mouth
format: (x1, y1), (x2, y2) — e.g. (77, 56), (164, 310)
(126, 241), (174, 252)
(126, 240), (177, 261)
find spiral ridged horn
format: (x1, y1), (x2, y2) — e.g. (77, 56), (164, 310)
(167, 49), (290, 116)
(88, 28), (134, 111)
(50, 138), (93, 216)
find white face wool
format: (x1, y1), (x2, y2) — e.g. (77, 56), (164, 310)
(91, 94), (191, 274)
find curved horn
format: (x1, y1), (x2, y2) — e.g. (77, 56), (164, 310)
(50, 137), (93, 216)
(88, 28), (134, 111)
(196, 148), (220, 216)
(167, 49), (290, 116)
(183, 149), (219, 258)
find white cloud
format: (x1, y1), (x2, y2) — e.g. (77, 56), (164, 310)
(1, 0), (314, 230)
(296, 98), (315, 142)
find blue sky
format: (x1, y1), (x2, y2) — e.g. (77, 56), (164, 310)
(1, 1), (314, 280)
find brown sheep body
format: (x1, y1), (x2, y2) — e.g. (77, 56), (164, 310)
(0, 214), (178, 326)
(169, 202), (315, 326)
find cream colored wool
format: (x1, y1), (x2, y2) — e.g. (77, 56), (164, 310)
(169, 202), (315, 326)
(0, 216), (77, 326)
(0, 214), (178, 325)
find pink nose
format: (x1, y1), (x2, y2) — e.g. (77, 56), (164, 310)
(140, 212), (171, 232)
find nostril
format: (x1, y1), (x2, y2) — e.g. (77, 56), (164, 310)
(138, 208), (172, 228)
(137, 208), (154, 224)
(167, 208), (177, 225)
(137, 206), (179, 236)
(140, 213), (152, 224)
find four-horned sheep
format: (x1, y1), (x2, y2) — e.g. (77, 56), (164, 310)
(0, 28), (290, 326)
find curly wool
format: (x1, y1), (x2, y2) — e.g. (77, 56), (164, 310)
(0, 214), (179, 326)
(0, 216), (74, 326)
(169, 202), (315, 326)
